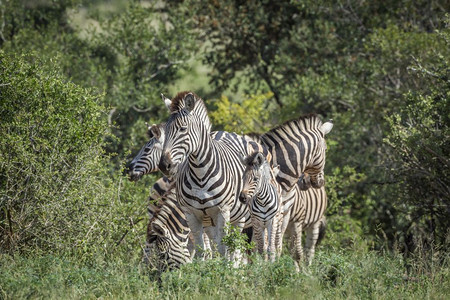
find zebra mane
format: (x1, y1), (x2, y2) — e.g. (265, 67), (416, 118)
(262, 113), (323, 137)
(170, 91), (200, 112)
(168, 91), (212, 131)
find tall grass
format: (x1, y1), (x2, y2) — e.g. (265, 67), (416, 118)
(1, 245), (448, 299)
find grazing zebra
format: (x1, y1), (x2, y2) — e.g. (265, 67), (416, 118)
(239, 151), (282, 261)
(146, 188), (192, 273)
(158, 91), (269, 257)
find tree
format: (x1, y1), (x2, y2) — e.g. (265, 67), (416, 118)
(384, 21), (450, 248)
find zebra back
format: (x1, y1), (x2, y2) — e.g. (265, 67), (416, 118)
(259, 114), (332, 191)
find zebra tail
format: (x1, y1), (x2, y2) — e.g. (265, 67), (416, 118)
(316, 217), (327, 246)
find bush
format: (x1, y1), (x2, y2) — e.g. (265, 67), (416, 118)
(0, 51), (148, 257)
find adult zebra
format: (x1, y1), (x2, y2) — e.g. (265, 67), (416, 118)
(249, 114), (333, 192)
(146, 188), (192, 273)
(158, 91), (269, 256)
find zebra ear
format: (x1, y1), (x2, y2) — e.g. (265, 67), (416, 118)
(320, 120), (333, 135)
(151, 222), (168, 237)
(254, 152), (265, 167)
(184, 93), (195, 112)
(150, 124), (161, 139)
(161, 93), (172, 110)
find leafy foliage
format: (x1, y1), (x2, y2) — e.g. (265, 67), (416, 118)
(0, 52), (149, 258)
(383, 21), (450, 247)
(209, 92), (273, 133)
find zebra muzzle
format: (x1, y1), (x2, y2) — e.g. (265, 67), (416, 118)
(239, 191), (249, 204)
(159, 154), (174, 175)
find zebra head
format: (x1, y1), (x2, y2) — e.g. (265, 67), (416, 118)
(304, 120), (333, 188)
(239, 151), (280, 204)
(159, 92), (209, 176)
(146, 201), (192, 273)
(127, 123), (165, 181)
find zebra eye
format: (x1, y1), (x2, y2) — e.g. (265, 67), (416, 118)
(253, 176), (258, 182)
(179, 126), (188, 132)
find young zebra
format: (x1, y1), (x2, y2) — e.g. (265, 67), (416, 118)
(245, 124), (331, 267)
(239, 151), (282, 261)
(159, 92), (269, 257)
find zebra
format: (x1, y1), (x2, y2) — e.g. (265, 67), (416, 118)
(127, 122), (165, 182)
(158, 91), (269, 257)
(126, 122), (215, 260)
(239, 151), (282, 261)
(238, 152), (328, 269)
(283, 176), (327, 270)
(244, 123), (331, 267)
(146, 187), (192, 273)
(251, 114), (333, 192)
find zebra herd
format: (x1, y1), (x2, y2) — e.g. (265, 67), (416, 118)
(127, 91), (333, 272)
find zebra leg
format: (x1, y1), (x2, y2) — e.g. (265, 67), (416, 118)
(267, 218), (278, 262)
(277, 210), (291, 257)
(304, 222), (321, 265)
(212, 207), (230, 256)
(203, 226), (214, 259)
(292, 221), (304, 272)
(183, 209), (205, 259)
(254, 225), (265, 258)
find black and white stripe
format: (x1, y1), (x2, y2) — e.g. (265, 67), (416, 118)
(159, 92), (269, 257)
(239, 151), (282, 261)
(127, 123), (166, 182)
(283, 177), (327, 269)
(146, 188), (192, 273)
(257, 115), (333, 192)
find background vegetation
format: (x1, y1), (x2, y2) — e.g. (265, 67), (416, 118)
(0, 0), (449, 298)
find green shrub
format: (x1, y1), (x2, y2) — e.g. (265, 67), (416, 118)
(0, 51), (148, 258)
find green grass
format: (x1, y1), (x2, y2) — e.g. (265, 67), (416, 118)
(1, 247), (448, 299)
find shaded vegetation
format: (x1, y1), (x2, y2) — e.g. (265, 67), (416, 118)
(0, 0), (449, 298)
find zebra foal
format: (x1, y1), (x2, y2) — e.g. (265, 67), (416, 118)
(239, 151), (282, 261)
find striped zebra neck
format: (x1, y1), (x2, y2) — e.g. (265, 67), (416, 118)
(147, 176), (175, 219)
(150, 192), (190, 244)
(252, 184), (279, 214)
